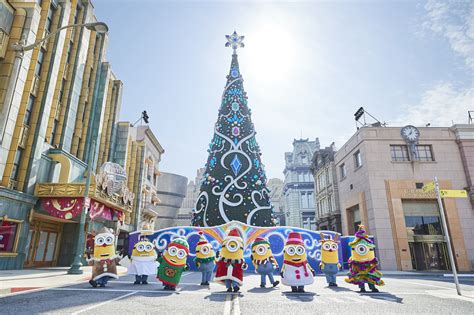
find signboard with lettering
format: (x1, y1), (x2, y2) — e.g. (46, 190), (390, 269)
(440, 190), (468, 199)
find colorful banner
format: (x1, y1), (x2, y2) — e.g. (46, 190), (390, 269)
(88, 200), (114, 221)
(42, 197), (83, 220)
(128, 221), (368, 273)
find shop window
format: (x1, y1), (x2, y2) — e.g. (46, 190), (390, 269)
(405, 216), (442, 235)
(0, 218), (22, 254)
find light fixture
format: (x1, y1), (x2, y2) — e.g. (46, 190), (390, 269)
(84, 22), (109, 34)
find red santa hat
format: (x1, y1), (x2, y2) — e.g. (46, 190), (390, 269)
(286, 232), (304, 246)
(197, 231), (209, 246)
(224, 228), (243, 243)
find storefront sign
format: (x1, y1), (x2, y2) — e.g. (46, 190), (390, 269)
(0, 220), (18, 252)
(42, 197), (84, 220)
(402, 189), (437, 199)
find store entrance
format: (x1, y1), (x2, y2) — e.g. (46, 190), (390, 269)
(409, 241), (450, 271)
(24, 219), (62, 268)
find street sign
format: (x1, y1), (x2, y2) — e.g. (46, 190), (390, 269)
(422, 182), (435, 193)
(440, 189), (468, 198)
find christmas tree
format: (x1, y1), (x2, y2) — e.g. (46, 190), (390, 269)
(192, 31), (276, 227)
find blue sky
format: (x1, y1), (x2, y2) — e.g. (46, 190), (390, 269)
(93, 0), (473, 181)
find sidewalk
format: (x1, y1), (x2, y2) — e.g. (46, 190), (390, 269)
(0, 266), (128, 296)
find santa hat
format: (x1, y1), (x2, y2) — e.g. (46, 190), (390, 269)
(224, 228), (243, 243)
(197, 232), (209, 246)
(252, 237), (270, 249)
(286, 232), (304, 246)
(169, 237), (190, 254)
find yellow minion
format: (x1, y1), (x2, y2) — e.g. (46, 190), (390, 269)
(215, 228), (247, 292)
(194, 232), (216, 286)
(281, 232), (314, 293)
(319, 233), (341, 287)
(251, 237), (279, 288)
(129, 239), (158, 285)
(157, 237), (190, 290)
(87, 228), (120, 288)
(345, 225), (384, 292)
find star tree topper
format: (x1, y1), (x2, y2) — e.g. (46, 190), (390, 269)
(225, 31), (245, 53)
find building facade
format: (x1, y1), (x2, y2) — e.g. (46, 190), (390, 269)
(113, 123), (164, 251)
(174, 168), (204, 226)
(335, 125), (474, 271)
(283, 138), (320, 229)
(310, 143), (342, 232)
(154, 172), (187, 230)
(267, 178), (285, 226)
(0, 0), (133, 269)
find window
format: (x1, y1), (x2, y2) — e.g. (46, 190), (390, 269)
(391, 145), (410, 161)
(59, 78), (66, 103)
(44, 5), (54, 33)
(339, 163), (346, 179)
(0, 219), (21, 253)
(66, 40), (73, 63)
(50, 119), (58, 145)
(403, 200), (442, 236)
(354, 150), (362, 168)
(24, 94), (35, 125)
(11, 148), (23, 180)
(300, 192), (314, 209)
(35, 49), (45, 77)
(416, 145), (434, 161)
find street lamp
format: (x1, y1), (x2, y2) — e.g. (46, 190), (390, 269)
(12, 22), (108, 52)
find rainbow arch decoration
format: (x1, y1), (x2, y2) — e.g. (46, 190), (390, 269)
(128, 221), (361, 272)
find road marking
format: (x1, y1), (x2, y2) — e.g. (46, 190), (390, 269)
(388, 278), (461, 290)
(71, 290), (137, 314)
(223, 294), (232, 315)
(232, 294), (241, 315)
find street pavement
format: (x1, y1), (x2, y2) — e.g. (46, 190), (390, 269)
(0, 272), (473, 314)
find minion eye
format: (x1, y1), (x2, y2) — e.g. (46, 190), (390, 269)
(201, 246), (210, 254)
(105, 236), (114, 245)
(177, 250), (186, 259)
(331, 243), (338, 251)
(323, 243), (331, 251)
(286, 246), (296, 256)
(95, 237), (105, 245)
(296, 246), (305, 255)
(355, 244), (368, 255)
(227, 241), (238, 253)
(168, 247), (178, 256)
(145, 244), (153, 252)
(256, 246), (267, 255)
(137, 244), (145, 252)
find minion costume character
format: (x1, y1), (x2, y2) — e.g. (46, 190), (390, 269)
(215, 228), (247, 293)
(128, 238), (158, 285)
(251, 237), (279, 288)
(345, 225), (384, 293)
(319, 233), (341, 287)
(157, 237), (190, 291)
(87, 228), (121, 288)
(281, 232), (315, 293)
(194, 232), (216, 286)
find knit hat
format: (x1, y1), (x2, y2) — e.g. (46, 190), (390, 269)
(170, 237), (190, 253)
(252, 237), (270, 249)
(286, 232), (303, 246)
(197, 232), (209, 246)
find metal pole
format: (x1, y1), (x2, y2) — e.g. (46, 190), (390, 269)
(434, 176), (461, 295)
(68, 139), (96, 274)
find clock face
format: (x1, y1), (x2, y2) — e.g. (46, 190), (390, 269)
(401, 125), (420, 142)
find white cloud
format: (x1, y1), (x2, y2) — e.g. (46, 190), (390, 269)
(394, 82), (473, 126)
(423, 0), (474, 70)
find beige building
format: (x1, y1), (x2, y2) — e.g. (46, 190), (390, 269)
(335, 125), (473, 271)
